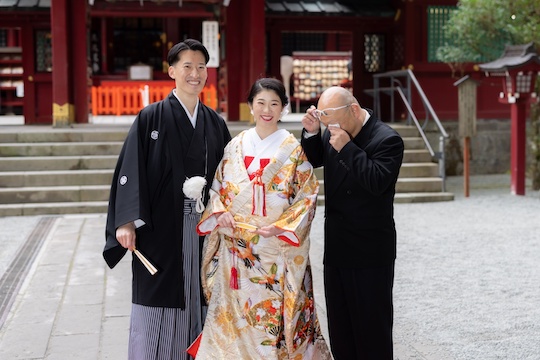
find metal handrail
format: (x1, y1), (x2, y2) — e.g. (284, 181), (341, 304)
(395, 86), (435, 156)
(366, 69), (449, 191)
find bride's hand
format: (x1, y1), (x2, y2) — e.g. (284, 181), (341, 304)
(217, 212), (236, 228)
(254, 225), (281, 238)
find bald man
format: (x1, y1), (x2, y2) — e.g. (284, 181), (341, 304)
(301, 86), (404, 360)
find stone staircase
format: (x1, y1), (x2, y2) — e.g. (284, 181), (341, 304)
(390, 124), (454, 203)
(0, 126), (123, 216)
(0, 122), (453, 216)
(313, 123), (454, 205)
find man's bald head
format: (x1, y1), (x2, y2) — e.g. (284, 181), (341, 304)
(317, 86), (364, 138)
(318, 86), (358, 109)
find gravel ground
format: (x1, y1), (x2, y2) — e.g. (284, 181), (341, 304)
(0, 216), (41, 278)
(0, 174), (538, 359)
(393, 174), (540, 359)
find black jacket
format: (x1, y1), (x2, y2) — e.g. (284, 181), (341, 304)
(104, 93), (231, 308)
(301, 109), (404, 268)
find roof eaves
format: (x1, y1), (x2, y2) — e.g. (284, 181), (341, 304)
(317, 2), (344, 13)
(266, 2), (286, 12)
(0, 0), (50, 8)
(266, 0), (391, 16)
(332, 2), (353, 13)
(0, 0), (18, 6)
(300, 3), (317, 12)
(283, 1), (303, 12)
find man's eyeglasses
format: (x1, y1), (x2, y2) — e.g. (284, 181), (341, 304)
(313, 104), (351, 121)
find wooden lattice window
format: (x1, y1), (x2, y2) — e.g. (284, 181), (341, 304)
(364, 34), (385, 72)
(428, 5), (507, 63)
(112, 18), (164, 72)
(427, 6), (455, 63)
(282, 32), (326, 55)
(35, 30), (52, 72)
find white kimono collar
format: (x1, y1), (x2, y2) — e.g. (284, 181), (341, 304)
(172, 89), (200, 128)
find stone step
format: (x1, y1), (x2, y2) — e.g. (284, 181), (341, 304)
(0, 169), (114, 187)
(0, 122), (452, 215)
(0, 146), (430, 170)
(402, 137), (427, 150)
(399, 162), (439, 177)
(0, 142), (123, 157)
(316, 177), (444, 195)
(0, 167), (440, 194)
(0, 155), (119, 171)
(390, 124), (421, 138)
(396, 177), (443, 193)
(0, 190), (455, 217)
(317, 191), (454, 206)
(0, 201), (109, 217)
(314, 163), (439, 180)
(394, 192), (455, 203)
(0, 122), (418, 141)
(403, 149), (433, 163)
(0, 185), (110, 204)
(0, 135), (423, 156)
(0, 146), (427, 171)
(0, 128), (128, 143)
(0, 122), (418, 142)
(0, 176), (446, 204)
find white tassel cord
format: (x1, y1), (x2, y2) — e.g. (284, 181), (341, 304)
(183, 176), (207, 213)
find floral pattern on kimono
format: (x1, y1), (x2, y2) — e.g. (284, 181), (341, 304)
(195, 130), (331, 359)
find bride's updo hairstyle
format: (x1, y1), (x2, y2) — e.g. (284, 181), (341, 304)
(247, 78), (289, 108)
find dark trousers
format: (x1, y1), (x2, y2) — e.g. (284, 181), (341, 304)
(324, 263), (395, 360)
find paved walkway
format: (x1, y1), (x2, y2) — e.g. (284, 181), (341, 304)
(0, 174), (538, 359)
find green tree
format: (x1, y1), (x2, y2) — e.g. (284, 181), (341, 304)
(437, 0), (540, 190)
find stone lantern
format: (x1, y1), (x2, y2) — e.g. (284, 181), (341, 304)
(479, 42), (540, 195)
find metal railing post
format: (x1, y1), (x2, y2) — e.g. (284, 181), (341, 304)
(439, 135), (446, 192)
(406, 74), (412, 125)
(390, 75), (395, 122)
(373, 76), (380, 117)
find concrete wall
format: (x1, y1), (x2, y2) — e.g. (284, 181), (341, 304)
(424, 119), (536, 176)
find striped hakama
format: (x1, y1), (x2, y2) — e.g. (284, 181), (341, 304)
(128, 200), (206, 360)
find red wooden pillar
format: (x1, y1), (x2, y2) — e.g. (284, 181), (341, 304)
(51, 0), (73, 127)
(51, 0), (88, 126)
(100, 18), (108, 75)
(224, 3), (241, 121)
(510, 101), (527, 195)
(402, 0), (418, 68)
(351, 29), (364, 105)
(7, 28), (18, 46)
(71, 0), (89, 124)
(266, 20), (282, 83)
(247, 0), (265, 85)
(225, 0), (265, 121)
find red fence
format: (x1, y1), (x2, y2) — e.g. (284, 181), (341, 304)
(91, 83), (218, 116)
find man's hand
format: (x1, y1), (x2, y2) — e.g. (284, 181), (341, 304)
(302, 105), (321, 134)
(328, 126), (351, 153)
(116, 222), (136, 252)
